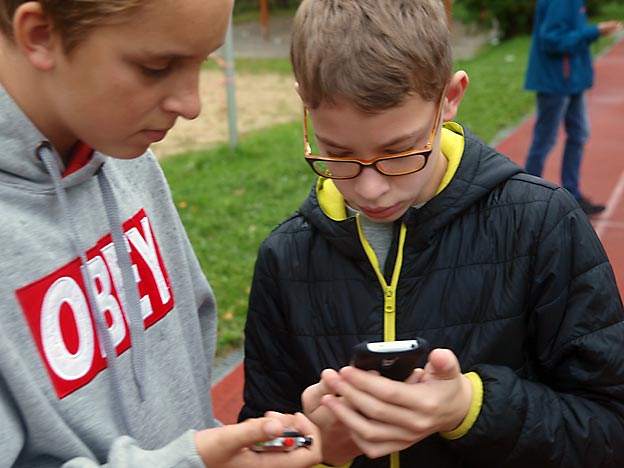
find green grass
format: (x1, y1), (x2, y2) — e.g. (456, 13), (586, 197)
(162, 6), (624, 356)
(454, 36), (534, 144)
(160, 123), (314, 355)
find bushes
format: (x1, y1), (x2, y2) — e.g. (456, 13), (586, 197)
(458, 0), (535, 39)
(231, 1), (624, 40)
(458, 0), (624, 39)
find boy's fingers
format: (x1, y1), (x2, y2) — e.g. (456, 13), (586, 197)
(302, 378), (333, 413)
(293, 411), (321, 435)
(219, 417), (285, 453)
(305, 402), (338, 427)
(263, 411), (320, 440)
(195, 417), (290, 465)
(406, 368), (425, 384)
(320, 368), (341, 385)
(211, 414), (322, 467)
(323, 395), (411, 445)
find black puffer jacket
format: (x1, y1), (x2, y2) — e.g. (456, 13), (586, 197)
(239, 124), (624, 468)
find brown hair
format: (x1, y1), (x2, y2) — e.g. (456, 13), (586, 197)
(291, 0), (452, 111)
(0, 0), (143, 53)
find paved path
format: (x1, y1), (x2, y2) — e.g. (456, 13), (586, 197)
(231, 15), (490, 60)
(497, 36), (624, 293)
(212, 29), (624, 426)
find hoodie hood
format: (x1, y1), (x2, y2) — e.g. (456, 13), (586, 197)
(401, 123), (524, 231)
(0, 85), (106, 189)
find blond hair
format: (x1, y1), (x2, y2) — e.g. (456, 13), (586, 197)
(291, 0), (452, 111)
(0, 0), (142, 52)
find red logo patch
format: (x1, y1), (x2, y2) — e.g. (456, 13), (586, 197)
(17, 210), (174, 398)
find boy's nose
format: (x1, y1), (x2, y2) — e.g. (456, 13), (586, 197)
(353, 166), (390, 200)
(162, 75), (202, 120)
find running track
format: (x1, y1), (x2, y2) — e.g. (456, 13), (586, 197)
(211, 37), (624, 424)
(497, 38), (624, 294)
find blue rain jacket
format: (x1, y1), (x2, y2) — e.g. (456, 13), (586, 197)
(525, 0), (600, 95)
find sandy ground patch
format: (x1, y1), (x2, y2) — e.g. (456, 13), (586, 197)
(150, 15), (488, 159)
(151, 70), (300, 158)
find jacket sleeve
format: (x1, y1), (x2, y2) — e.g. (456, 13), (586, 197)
(447, 188), (624, 467)
(238, 240), (306, 422)
(539, 0), (600, 55)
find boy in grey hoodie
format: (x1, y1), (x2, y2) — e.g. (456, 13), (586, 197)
(0, 1), (321, 467)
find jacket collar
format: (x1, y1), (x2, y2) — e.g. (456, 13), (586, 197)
(299, 122), (524, 254)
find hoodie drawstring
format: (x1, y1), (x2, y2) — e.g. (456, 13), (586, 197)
(97, 169), (146, 400)
(36, 141), (146, 436)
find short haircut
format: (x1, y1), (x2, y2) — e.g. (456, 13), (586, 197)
(0, 0), (142, 53)
(291, 0), (453, 111)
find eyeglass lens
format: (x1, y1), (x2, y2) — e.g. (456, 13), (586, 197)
(310, 152), (428, 178)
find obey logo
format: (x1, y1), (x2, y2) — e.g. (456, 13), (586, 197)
(16, 209), (174, 398)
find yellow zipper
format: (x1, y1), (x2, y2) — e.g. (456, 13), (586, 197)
(356, 217), (407, 468)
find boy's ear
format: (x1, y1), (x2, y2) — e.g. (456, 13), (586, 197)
(442, 71), (469, 122)
(12, 2), (58, 71)
(294, 81), (302, 99)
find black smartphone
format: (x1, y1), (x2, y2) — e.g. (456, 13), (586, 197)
(351, 338), (429, 381)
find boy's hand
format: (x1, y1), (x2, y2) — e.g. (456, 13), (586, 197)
(319, 348), (472, 460)
(598, 21), (623, 36)
(302, 371), (362, 466)
(194, 412), (322, 468)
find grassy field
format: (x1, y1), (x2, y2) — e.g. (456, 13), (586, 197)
(161, 7), (624, 356)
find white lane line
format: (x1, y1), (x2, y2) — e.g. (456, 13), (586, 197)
(595, 170), (624, 239)
(594, 220), (624, 230)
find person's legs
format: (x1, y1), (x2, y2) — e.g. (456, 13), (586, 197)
(525, 93), (568, 177)
(561, 92), (605, 215)
(561, 92), (590, 200)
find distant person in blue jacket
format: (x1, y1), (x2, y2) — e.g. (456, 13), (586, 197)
(524, 0), (621, 216)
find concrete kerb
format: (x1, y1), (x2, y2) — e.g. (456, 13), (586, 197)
(229, 15), (491, 61)
(212, 347), (244, 386)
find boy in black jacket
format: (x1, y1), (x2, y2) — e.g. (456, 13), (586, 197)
(239, 1), (624, 467)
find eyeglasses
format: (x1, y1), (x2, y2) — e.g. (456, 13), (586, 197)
(303, 90), (446, 180)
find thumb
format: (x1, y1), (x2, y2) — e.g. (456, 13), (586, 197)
(219, 417), (285, 453)
(194, 417), (290, 465)
(422, 348), (461, 381)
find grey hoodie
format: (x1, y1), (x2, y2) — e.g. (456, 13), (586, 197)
(0, 84), (219, 467)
